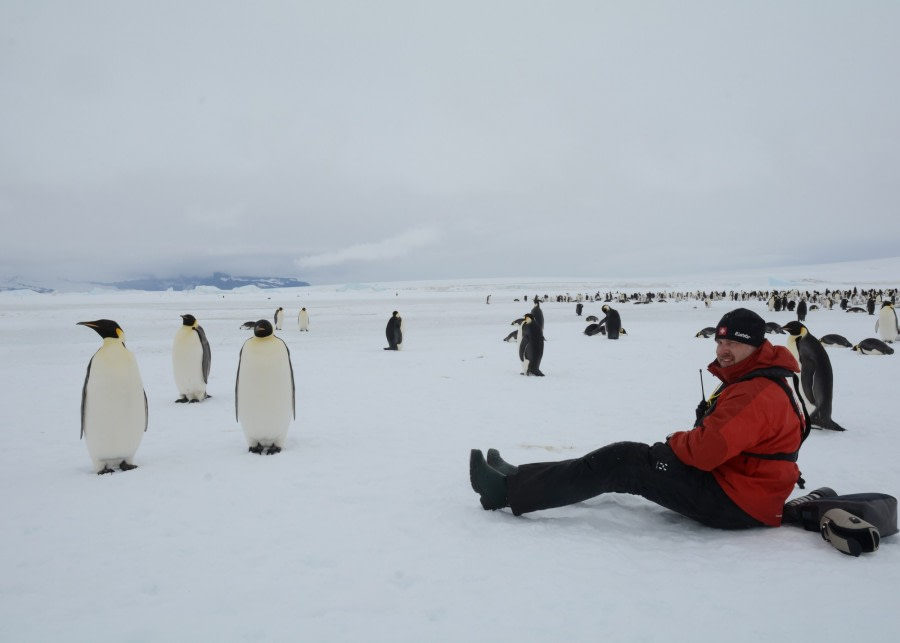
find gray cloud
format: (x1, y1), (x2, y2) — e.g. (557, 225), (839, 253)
(2, 1), (898, 286)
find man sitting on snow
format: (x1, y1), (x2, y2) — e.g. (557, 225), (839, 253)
(469, 308), (807, 528)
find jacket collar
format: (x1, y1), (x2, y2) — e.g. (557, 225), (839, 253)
(708, 339), (800, 384)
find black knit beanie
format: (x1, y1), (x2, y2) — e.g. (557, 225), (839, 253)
(715, 308), (766, 347)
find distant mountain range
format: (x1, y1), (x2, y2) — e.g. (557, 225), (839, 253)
(0, 273), (310, 293)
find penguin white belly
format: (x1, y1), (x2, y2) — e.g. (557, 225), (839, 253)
(83, 346), (146, 471)
(298, 310), (309, 331)
(237, 338), (294, 447)
(785, 337), (816, 412)
(877, 308), (899, 342)
(173, 328), (206, 400)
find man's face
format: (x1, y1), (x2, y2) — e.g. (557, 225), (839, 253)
(715, 338), (756, 368)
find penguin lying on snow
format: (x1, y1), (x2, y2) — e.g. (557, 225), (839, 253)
(77, 320), (148, 474)
(236, 320), (295, 455)
(764, 322), (786, 334)
(853, 338), (894, 355)
(695, 327), (716, 338)
(819, 334), (853, 348)
(240, 321), (256, 330)
(782, 321), (845, 431)
(585, 323), (604, 336)
(173, 314), (211, 403)
(585, 315), (599, 323)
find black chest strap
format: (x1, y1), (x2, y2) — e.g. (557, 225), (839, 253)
(699, 367), (811, 463)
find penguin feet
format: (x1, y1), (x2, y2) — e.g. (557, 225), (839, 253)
(249, 444), (265, 454)
(469, 449), (509, 511)
(265, 445), (282, 455)
(119, 461), (138, 472)
(97, 465), (115, 475)
(175, 397), (189, 403)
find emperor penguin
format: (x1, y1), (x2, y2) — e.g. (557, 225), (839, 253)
(782, 321), (845, 431)
(172, 314), (211, 402)
(274, 307), (284, 331)
(530, 298), (544, 332)
(875, 302), (899, 343)
(852, 338), (894, 355)
(384, 311), (403, 350)
(235, 319), (295, 455)
(599, 305), (622, 339)
(819, 333), (853, 348)
(298, 307), (310, 332)
(77, 320), (148, 474)
(519, 313), (545, 376)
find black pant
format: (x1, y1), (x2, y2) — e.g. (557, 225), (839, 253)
(506, 441), (764, 529)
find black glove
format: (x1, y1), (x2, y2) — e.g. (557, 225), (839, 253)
(694, 400), (709, 425)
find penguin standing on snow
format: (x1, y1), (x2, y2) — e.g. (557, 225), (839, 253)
(598, 305), (622, 339)
(875, 302), (899, 343)
(274, 307), (284, 331)
(519, 313), (545, 376)
(384, 311), (403, 350)
(782, 321), (845, 431)
(77, 320), (148, 474)
(298, 307), (310, 332)
(235, 319), (295, 455)
(172, 314), (211, 403)
(530, 297), (544, 332)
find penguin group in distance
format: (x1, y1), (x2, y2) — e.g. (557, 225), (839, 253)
(77, 320), (148, 474)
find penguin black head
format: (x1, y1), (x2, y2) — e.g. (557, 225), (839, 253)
(181, 314), (197, 326)
(77, 319), (123, 339)
(254, 319), (274, 338)
(781, 321), (807, 337)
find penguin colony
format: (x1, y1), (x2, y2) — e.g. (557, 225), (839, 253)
(77, 284), (896, 474)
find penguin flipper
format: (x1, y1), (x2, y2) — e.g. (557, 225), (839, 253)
(80, 358), (93, 440)
(195, 325), (212, 384)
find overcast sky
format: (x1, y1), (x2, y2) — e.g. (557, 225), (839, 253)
(2, 1), (898, 285)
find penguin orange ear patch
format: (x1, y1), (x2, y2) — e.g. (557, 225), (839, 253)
(116, 327), (124, 339)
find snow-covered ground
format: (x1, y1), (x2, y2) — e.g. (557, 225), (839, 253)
(2, 260), (899, 642)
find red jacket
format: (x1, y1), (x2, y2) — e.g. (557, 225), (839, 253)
(667, 340), (803, 526)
